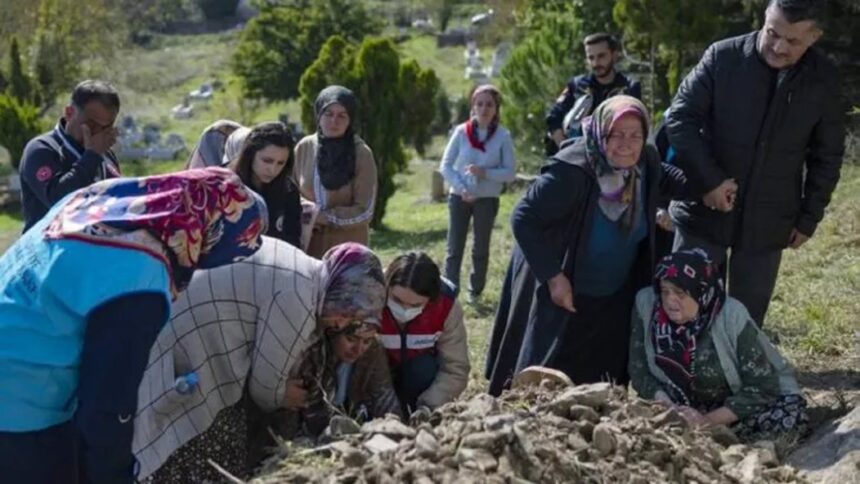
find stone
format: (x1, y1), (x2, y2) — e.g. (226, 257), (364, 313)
(723, 451), (763, 484)
(720, 444), (747, 466)
(705, 424), (740, 446)
(788, 405), (860, 484)
(568, 432), (589, 451)
(415, 429), (440, 458)
(592, 423), (618, 456)
(342, 448), (367, 467)
(540, 383), (612, 414)
(361, 419), (416, 439)
(511, 366), (574, 390)
(461, 431), (506, 452)
(651, 408), (689, 429)
(460, 394), (499, 419)
(364, 434), (399, 454)
(457, 447), (498, 472)
(329, 415), (362, 437)
(569, 405), (601, 423)
(752, 440), (778, 467)
(484, 413), (515, 432)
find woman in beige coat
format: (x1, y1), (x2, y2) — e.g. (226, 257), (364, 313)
(294, 85), (377, 258)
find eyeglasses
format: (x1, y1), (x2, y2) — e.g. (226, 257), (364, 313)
(605, 133), (644, 143)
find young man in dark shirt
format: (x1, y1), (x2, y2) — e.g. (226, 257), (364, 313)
(18, 80), (121, 231)
(545, 33), (641, 155)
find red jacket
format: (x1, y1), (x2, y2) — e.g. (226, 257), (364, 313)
(379, 281), (456, 366)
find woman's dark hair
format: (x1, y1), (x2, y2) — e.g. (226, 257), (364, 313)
(228, 122), (296, 192)
(385, 252), (442, 300)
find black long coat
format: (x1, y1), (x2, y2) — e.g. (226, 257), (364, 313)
(485, 140), (687, 396)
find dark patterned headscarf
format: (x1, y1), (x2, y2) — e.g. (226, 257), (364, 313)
(315, 85), (358, 191)
(650, 248), (726, 405)
(582, 95), (649, 232)
(44, 167), (267, 298)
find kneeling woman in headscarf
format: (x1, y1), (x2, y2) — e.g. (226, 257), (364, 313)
(629, 249), (807, 439)
(486, 95), (688, 395)
(134, 242), (397, 483)
(0, 169), (267, 483)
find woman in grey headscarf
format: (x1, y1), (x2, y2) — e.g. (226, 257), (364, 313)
(134, 241), (391, 482)
(293, 86), (378, 258)
(185, 119), (248, 169)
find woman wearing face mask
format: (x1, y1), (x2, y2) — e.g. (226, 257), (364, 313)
(629, 249), (807, 439)
(486, 95), (689, 396)
(379, 252), (470, 412)
(134, 242), (392, 482)
(439, 84), (516, 301)
(227, 122), (303, 249)
(293, 86), (377, 258)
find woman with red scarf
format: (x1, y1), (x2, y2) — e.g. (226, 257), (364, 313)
(439, 84), (516, 301)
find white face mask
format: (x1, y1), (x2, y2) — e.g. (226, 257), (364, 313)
(387, 299), (424, 323)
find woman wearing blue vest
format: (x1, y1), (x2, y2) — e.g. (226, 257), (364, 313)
(629, 249), (807, 439)
(0, 168), (267, 483)
(379, 252), (470, 412)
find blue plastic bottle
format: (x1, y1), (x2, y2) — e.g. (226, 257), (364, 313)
(174, 371), (199, 395)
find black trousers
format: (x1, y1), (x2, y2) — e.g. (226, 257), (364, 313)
(551, 283), (637, 386)
(673, 226), (782, 327)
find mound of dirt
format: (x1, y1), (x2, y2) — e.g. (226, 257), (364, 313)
(251, 380), (806, 484)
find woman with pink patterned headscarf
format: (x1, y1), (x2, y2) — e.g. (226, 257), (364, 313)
(134, 242), (393, 483)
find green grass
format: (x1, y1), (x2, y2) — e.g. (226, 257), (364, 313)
(766, 164), (860, 366)
(397, 34), (484, 99)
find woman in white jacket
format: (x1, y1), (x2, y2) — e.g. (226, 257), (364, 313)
(439, 84), (515, 300)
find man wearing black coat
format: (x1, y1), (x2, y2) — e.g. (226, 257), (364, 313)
(666, 0), (845, 326)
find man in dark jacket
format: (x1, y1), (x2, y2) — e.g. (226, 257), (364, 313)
(545, 33), (641, 155)
(666, 0), (845, 326)
(18, 80), (121, 231)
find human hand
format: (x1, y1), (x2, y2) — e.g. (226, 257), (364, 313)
(656, 208), (674, 232)
(677, 405), (706, 426)
(465, 164), (486, 179)
(82, 124), (117, 155)
(653, 390), (674, 407)
(547, 273), (576, 313)
(702, 179), (738, 212)
(788, 228), (810, 249)
(284, 379), (308, 409)
(461, 191), (477, 203)
(550, 129), (565, 147)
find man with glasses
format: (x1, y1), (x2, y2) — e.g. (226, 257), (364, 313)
(666, 0), (846, 326)
(19, 80), (122, 231)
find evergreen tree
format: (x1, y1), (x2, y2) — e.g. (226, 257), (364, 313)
(0, 94), (43, 171)
(234, 0), (383, 101)
(6, 37), (33, 104)
(299, 36), (439, 227)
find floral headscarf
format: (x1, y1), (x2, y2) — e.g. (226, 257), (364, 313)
(318, 242), (386, 326)
(650, 248), (726, 405)
(44, 167), (268, 298)
(582, 95), (650, 232)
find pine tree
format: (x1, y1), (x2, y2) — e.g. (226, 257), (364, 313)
(6, 37), (33, 104)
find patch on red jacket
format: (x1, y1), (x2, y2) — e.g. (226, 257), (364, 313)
(36, 165), (53, 182)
